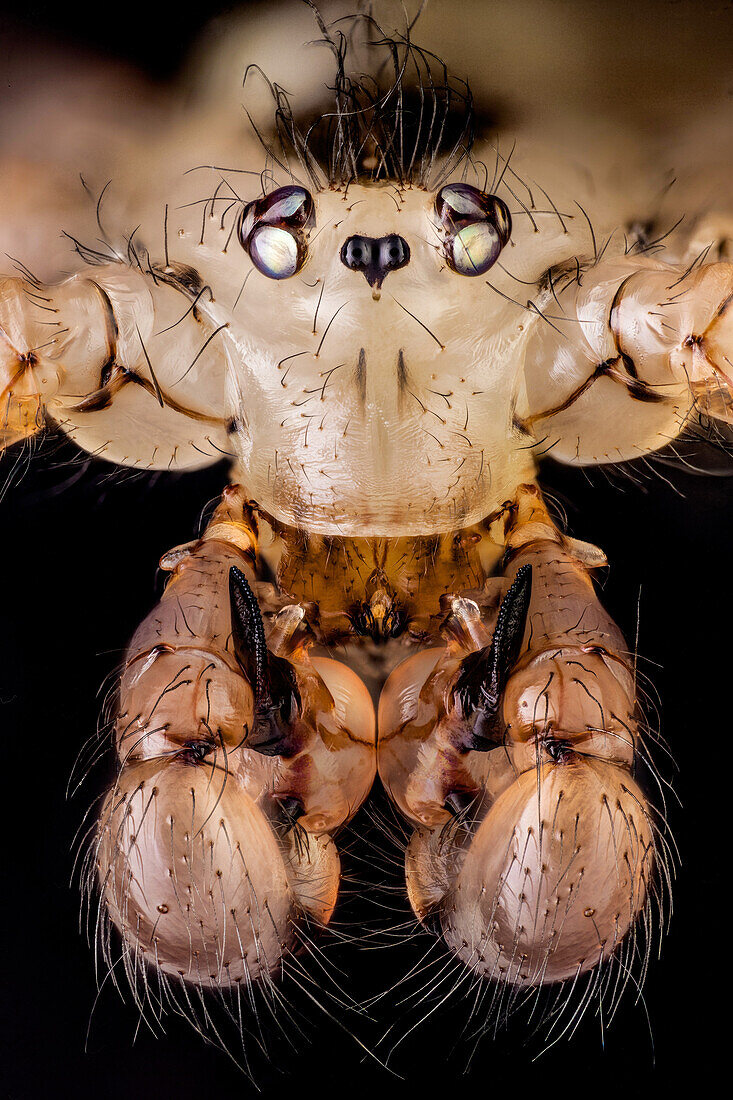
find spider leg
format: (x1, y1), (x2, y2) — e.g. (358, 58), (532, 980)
(1, 263), (233, 469)
(518, 257), (733, 464)
(97, 483), (375, 989)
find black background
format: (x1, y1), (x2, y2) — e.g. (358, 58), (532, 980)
(1, 2), (729, 1096)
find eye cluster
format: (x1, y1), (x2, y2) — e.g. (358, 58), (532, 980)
(237, 181), (511, 283)
(435, 183), (512, 276)
(238, 186), (314, 280)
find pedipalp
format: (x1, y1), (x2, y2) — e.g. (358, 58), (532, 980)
(379, 484), (662, 995)
(96, 483), (376, 994)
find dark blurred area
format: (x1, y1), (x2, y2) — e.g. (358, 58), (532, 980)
(1, 2), (731, 1097)
(0, 2), (233, 78)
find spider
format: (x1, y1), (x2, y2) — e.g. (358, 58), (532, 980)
(2, 0), (731, 1078)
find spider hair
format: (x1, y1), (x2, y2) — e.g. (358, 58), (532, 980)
(244, 3), (481, 192)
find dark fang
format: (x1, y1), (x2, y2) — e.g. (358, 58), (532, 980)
(444, 790), (477, 817)
(229, 566), (301, 757)
(453, 564), (533, 750)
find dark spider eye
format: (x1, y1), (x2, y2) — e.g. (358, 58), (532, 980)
(435, 183), (511, 277)
(260, 185), (313, 226)
(239, 185), (314, 280)
(436, 183), (490, 221)
(380, 236), (408, 269)
(343, 236), (371, 268)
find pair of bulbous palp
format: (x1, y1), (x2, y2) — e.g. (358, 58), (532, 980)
(96, 484), (656, 997)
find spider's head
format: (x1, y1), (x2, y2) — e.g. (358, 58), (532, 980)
(225, 176), (541, 536)
(212, 15), (582, 536)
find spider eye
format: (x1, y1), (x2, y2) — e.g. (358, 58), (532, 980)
(435, 183), (511, 277)
(450, 222), (502, 277)
(262, 185), (313, 226)
(239, 185), (314, 280)
(249, 225), (301, 279)
(436, 183), (489, 221)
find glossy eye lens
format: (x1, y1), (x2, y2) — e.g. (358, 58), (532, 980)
(436, 183), (488, 221)
(381, 237), (408, 268)
(343, 237), (371, 268)
(249, 225), (300, 279)
(262, 185), (313, 226)
(450, 221), (502, 276)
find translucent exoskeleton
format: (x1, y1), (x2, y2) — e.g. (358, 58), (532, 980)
(2, 0), (732, 1077)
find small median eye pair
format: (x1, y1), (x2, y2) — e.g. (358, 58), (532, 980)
(238, 185), (314, 279)
(435, 183), (512, 276)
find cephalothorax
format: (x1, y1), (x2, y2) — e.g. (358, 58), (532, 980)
(1, 4), (730, 1067)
